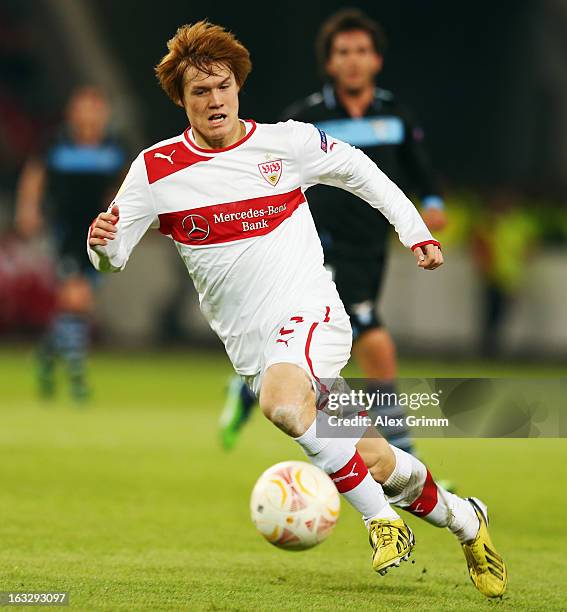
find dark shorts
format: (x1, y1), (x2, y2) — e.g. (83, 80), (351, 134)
(56, 251), (101, 287)
(51, 224), (101, 287)
(325, 250), (388, 341)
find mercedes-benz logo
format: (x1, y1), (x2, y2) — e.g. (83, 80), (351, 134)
(182, 214), (210, 242)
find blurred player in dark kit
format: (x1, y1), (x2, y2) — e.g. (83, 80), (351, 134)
(15, 86), (127, 401)
(221, 10), (447, 454)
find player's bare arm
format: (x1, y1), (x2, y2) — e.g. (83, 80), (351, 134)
(14, 158), (46, 239)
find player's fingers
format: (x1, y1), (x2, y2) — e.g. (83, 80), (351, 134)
(110, 204), (119, 221)
(416, 245), (442, 269)
(90, 227), (115, 240)
(423, 246), (444, 270)
(98, 211), (119, 224)
(416, 246), (435, 268)
(95, 219), (117, 233)
(422, 246), (441, 269)
(413, 247), (426, 266)
(88, 236), (108, 247)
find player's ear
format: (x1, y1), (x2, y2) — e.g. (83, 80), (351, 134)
(325, 59), (336, 80)
(372, 53), (384, 75)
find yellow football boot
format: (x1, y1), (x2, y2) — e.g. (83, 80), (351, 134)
(368, 518), (415, 575)
(462, 498), (508, 598)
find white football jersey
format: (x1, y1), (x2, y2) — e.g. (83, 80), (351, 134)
(88, 119), (436, 375)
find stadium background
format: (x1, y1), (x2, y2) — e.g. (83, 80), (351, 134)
(0, 1), (566, 610)
(1, 0), (567, 356)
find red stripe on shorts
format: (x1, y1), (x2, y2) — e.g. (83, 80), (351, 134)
(304, 306), (331, 396)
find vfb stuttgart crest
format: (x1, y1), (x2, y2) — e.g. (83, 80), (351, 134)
(258, 159), (283, 186)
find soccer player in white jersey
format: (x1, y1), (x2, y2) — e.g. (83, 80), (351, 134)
(87, 21), (507, 596)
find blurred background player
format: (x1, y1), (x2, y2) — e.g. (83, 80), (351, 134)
(220, 9), (447, 453)
(14, 86), (126, 401)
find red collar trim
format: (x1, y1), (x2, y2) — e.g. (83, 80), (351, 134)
(183, 119), (256, 154)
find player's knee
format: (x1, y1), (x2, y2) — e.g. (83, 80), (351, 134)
(58, 277), (93, 313)
(261, 401), (306, 437)
(259, 364), (316, 437)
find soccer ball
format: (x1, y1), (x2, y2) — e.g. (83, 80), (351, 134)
(250, 460), (340, 551)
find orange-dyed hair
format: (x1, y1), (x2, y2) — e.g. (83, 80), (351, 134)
(155, 20), (252, 107)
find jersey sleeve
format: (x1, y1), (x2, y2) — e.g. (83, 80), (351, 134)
(87, 153), (158, 272)
(290, 120), (438, 250)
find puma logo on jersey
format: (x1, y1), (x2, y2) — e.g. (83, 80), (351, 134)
(154, 150), (176, 164)
(332, 465), (359, 483)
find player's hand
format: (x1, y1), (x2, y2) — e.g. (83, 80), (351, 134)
(422, 208), (447, 232)
(413, 243), (443, 270)
(88, 205), (119, 248)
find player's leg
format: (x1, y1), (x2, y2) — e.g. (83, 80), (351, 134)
(357, 435), (507, 597)
(357, 435), (478, 538)
(260, 363), (413, 574)
(37, 318), (57, 399)
(260, 363), (397, 523)
(54, 273), (94, 401)
(37, 246), (97, 402)
(37, 277), (92, 401)
(219, 375), (257, 450)
(352, 326), (417, 452)
(341, 255), (456, 491)
(330, 252), (415, 453)
(257, 306), (414, 575)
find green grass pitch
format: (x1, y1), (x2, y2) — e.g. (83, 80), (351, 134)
(0, 348), (565, 611)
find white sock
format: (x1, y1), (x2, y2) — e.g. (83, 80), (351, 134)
(294, 419), (399, 525)
(383, 445), (479, 543)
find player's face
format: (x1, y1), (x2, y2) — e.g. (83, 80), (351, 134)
(66, 87), (110, 143)
(182, 64), (240, 148)
(326, 30), (382, 93)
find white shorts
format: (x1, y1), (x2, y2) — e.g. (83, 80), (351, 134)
(246, 302), (352, 398)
